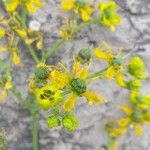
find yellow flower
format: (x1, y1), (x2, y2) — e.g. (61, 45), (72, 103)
(61, 0), (93, 22)
(25, 0), (43, 14)
(35, 84), (63, 110)
(120, 104), (144, 136)
(110, 127), (127, 137)
(94, 41), (125, 86)
(61, 0), (75, 11)
(0, 28), (5, 39)
(4, 0), (20, 12)
(50, 59), (106, 112)
(0, 80), (12, 101)
(80, 5), (93, 22)
(60, 19), (77, 40)
(130, 91), (150, 109)
(13, 52), (20, 65)
(98, 1), (121, 32)
(3, 0), (43, 13)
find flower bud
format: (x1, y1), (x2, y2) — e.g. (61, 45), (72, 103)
(131, 111), (142, 122)
(62, 114), (79, 132)
(126, 79), (141, 91)
(47, 115), (60, 128)
(128, 56), (147, 79)
(77, 49), (91, 64)
(35, 66), (49, 80)
(70, 78), (86, 95)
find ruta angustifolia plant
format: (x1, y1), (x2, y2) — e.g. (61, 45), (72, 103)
(0, 0), (149, 150)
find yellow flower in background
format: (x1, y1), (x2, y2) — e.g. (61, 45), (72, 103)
(61, 0), (93, 22)
(0, 28), (5, 39)
(98, 1), (121, 32)
(128, 56), (147, 80)
(61, 0), (75, 11)
(35, 84), (63, 110)
(13, 52), (20, 65)
(25, 0), (43, 14)
(3, 0), (43, 13)
(94, 40), (125, 87)
(119, 104), (146, 136)
(130, 91), (150, 109)
(0, 80), (12, 101)
(50, 59), (106, 112)
(3, 0), (20, 12)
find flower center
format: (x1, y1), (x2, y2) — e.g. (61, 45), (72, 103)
(111, 57), (122, 67)
(70, 78), (86, 95)
(104, 8), (112, 19)
(131, 112), (141, 122)
(40, 90), (55, 101)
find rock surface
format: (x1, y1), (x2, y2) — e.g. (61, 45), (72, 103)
(0, 0), (150, 150)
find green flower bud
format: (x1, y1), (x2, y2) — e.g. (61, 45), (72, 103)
(131, 111), (142, 122)
(111, 57), (122, 66)
(47, 115), (60, 128)
(62, 114), (79, 132)
(70, 78), (86, 95)
(35, 66), (49, 80)
(126, 79), (141, 91)
(128, 56), (147, 79)
(77, 49), (91, 64)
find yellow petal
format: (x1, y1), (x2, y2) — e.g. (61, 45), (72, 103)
(0, 90), (7, 101)
(117, 118), (130, 127)
(105, 66), (115, 79)
(83, 90), (107, 105)
(50, 69), (69, 88)
(130, 91), (139, 103)
(26, 3), (36, 14)
(110, 127), (126, 137)
(94, 47), (110, 61)
(15, 29), (27, 38)
(116, 73), (125, 87)
(13, 52), (20, 65)
(80, 6), (93, 22)
(4, 81), (12, 90)
(61, 0), (75, 11)
(5, 0), (19, 12)
(135, 124), (143, 136)
(63, 94), (77, 112)
(72, 60), (81, 75)
(121, 104), (132, 116)
(0, 28), (5, 39)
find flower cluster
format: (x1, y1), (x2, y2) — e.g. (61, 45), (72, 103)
(60, 1), (122, 40)
(105, 55), (149, 149)
(2, 0), (43, 14)
(29, 52), (107, 131)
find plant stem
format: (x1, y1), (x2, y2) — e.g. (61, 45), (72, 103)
(28, 45), (40, 64)
(87, 67), (108, 79)
(20, 8), (40, 64)
(43, 38), (65, 61)
(43, 17), (100, 61)
(21, 8), (27, 30)
(31, 110), (39, 150)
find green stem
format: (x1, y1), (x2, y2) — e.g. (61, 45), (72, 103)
(20, 8), (40, 64)
(87, 67), (108, 79)
(31, 110), (39, 150)
(43, 17), (100, 61)
(21, 8), (27, 30)
(28, 45), (40, 64)
(43, 38), (65, 61)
